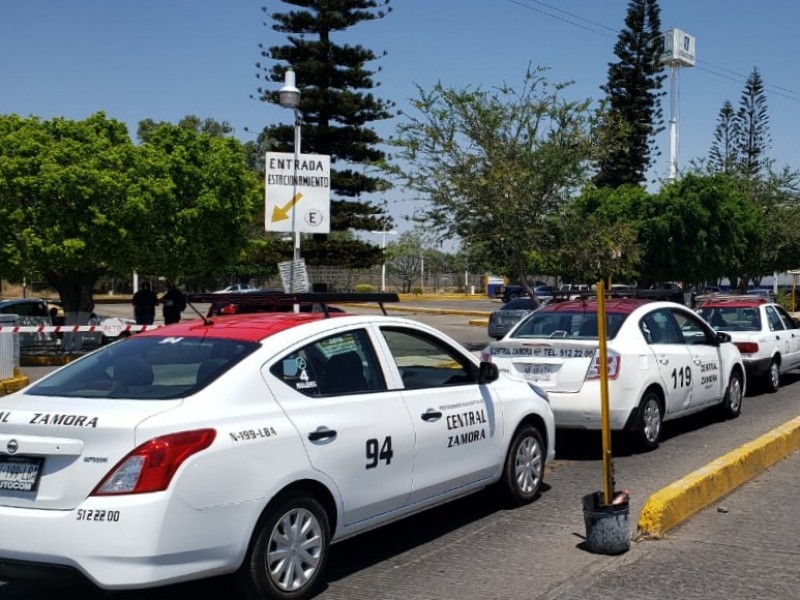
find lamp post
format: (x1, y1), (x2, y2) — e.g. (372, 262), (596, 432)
(371, 226), (397, 292)
(279, 68), (302, 309)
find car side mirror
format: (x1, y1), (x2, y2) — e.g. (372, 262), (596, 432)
(716, 331), (732, 344)
(478, 361), (499, 384)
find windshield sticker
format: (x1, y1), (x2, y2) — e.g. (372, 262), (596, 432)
(317, 335), (358, 358)
(282, 356), (318, 391)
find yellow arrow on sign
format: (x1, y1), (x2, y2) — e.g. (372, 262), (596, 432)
(271, 192), (304, 223)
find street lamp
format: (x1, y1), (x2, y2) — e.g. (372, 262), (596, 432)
(371, 226), (397, 292)
(279, 68), (302, 309)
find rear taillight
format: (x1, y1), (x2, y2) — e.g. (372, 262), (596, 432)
(92, 429), (216, 496)
(734, 341), (759, 354)
(220, 304), (238, 315)
(586, 350), (621, 380)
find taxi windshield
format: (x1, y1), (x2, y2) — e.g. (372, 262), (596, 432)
(511, 310), (627, 340)
(26, 336), (259, 400)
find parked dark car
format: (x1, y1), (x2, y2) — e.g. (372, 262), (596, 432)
(487, 296), (541, 340)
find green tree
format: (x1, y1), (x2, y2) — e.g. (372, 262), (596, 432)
(389, 66), (596, 299)
(129, 121), (261, 283)
(595, 0), (666, 188)
(0, 113), (137, 314)
(736, 67), (771, 179)
(555, 185), (647, 284)
(255, 0), (394, 268)
(639, 173), (763, 287)
(709, 101), (738, 174)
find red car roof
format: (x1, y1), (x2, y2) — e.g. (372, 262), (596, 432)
(136, 312), (341, 343)
(540, 298), (650, 315)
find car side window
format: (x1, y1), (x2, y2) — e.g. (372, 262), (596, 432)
(774, 305), (798, 330)
(380, 327), (477, 390)
(765, 306), (786, 331)
(671, 309), (714, 345)
(270, 329), (386, 397)
(640, 309), (682, 344)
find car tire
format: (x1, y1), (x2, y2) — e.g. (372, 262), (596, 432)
(632, 391), (662, 452)
(236, 491), (330, 600)
(763, 359), (780, 393)
(499, 424), (545, 505)
(720, 370), (744, 419)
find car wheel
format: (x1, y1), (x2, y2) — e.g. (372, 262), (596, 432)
(763, 359), (780, 393)
(632, 391), (662, 452)
(236, 491), (330, 600)
(499, 424), (545, 505)
(720, 370), (744, 419)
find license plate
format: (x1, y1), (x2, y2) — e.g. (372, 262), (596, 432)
(0, 456), (43, 492)
(519, 363), (557, 381)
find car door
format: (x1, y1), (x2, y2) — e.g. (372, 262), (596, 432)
(266, 327), (415, 527)
(773, 304), (800, 369)
(670, 307), (725, 408)
(639, 308), (693, 414)
(764, 305), (794, 370)
(377, 326), (505, 504)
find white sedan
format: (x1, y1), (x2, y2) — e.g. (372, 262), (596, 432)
(696, 296), (800, 393)
(0, 293), (555, 600)
(483, 297), (745, 451)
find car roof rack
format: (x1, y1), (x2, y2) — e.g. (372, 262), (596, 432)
(695, 294), (767, 305)
(186, 291), (401, 322)
(547, 286), (687, 305)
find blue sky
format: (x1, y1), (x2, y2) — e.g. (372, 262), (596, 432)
(3, 0), (800, 234)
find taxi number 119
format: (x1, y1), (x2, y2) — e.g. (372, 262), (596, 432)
(671, 366), (692, 388)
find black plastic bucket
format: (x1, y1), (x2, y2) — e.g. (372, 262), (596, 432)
(582, 491), (630, 555)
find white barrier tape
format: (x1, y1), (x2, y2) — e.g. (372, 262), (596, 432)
(0, 324), (162, 334)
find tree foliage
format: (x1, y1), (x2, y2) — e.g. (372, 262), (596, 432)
(255, 0), (394, 267)
(708, 101), (738, 174)
(388, 66), (596, 299)
(639, 173), (763, 287)
(0, 113), (259, 313)
(595, 0), (666, 188)
(736, 67), (771, 179)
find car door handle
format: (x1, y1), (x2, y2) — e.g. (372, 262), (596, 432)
(308, 428), (337, 442)
(658, 358), (669, 365)
(421, 410), (443, 422)
(693, 358), (702, 365)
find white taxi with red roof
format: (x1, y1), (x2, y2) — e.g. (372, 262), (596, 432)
(0, 293), (554, 600)
(696, 295), (800, 393)
(483, 297), (745, 451)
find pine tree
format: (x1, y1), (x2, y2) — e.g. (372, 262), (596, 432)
(595, 0), (666, 188)
(255, 0), (395, 268)
(708, 101), (738, 174)
(736, 67), (771, 179)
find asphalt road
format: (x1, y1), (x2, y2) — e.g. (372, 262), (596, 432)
(5, 298), (800, 599)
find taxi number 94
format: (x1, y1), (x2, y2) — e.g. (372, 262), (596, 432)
(366, 436), (394, 469)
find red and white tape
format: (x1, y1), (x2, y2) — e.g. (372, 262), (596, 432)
(0, 324), (162, 334)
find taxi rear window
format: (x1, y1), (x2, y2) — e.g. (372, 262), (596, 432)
(27, 336), (259, 400)
(511, 311), (627, 340)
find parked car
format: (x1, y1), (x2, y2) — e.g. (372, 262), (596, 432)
(482, 297), (745, 451)
(488, 296), (541, 340)
(0, 298), (57, 352)
(696, 296), (800, 393)
(0, 293), (555, 600)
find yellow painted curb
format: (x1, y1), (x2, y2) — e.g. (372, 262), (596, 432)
(20, 354), (78, 367)
(0, 369), (30, 396)
(637, 415), (800, 539)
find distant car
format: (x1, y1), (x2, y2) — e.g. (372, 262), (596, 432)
(697, 296), (800, 393)
(0, 293), (555, 599)
(483, 297), (745, 451)
(487, 296), (541, 340)
(0, 298), (57, 352)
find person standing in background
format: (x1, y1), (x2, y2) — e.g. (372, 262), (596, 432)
(160, 283), (187, 325)
(132, 282), (158, 325)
